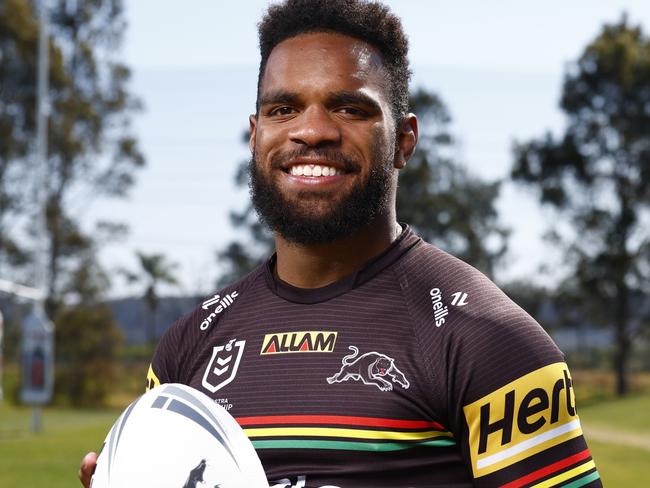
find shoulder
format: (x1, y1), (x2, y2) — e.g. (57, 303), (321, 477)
(161, 263), (267, 342)
(394, 239), (523, 329)
(394, 236), (563, 383)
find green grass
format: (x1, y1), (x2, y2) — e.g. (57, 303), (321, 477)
(0, 404), (119, 488)
(579, 392), (650, 434)
(579, 393), (650, 487)
(587, 440), (650, 487)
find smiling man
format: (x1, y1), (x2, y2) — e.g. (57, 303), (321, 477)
(80, 1), (601, 487)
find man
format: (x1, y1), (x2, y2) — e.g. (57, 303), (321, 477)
(81, 0), (601, 486)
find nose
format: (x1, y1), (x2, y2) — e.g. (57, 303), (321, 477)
(288, 105), (341, 147)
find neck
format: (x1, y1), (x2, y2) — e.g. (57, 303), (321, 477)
(274, 213), (401, 289)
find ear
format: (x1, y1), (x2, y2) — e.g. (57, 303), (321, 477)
(393, 113), (418, 169)
(249, 114), (257, 154)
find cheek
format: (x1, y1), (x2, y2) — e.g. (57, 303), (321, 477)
(255, 125), (286, 161)
(367, 124), (395, 163)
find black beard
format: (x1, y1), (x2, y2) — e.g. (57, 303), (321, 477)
(249, 146), (394, 245)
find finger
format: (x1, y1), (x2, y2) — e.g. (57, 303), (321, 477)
(78, 451), (98, 488)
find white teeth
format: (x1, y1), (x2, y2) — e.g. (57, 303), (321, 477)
(289, 164), (341, 177)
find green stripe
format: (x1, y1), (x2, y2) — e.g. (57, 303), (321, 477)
(252, 438), (456, 452)
(560, 470), (600, 488)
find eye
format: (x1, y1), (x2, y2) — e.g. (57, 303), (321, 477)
(269, 106), (297, 117)
(335, 106), (368, 118)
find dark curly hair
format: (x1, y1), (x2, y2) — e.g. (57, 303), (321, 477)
(256, 0), (411, 124)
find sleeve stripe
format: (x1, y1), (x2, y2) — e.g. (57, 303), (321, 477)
(554, 470), (601, 488)
(501, 448), (591, 488)
(532, 461), (596, 488)
(477, 419), (582, 470)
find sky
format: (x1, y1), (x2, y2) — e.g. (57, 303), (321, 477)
(88, 0), (650, 297)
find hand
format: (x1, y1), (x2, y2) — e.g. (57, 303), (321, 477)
(78, 451), (97, 487)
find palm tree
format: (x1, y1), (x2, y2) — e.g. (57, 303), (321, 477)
(122, 252), (178, 346)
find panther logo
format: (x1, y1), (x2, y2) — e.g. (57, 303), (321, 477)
(326, 346), (410, 392)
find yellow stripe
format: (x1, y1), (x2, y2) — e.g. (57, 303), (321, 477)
(244, 426), (452, 441)
(531, 460), (595, 488)
(146, 364), (160, 391)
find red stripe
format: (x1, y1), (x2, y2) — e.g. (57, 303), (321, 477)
(235, 414), (445, 430)
(500, 449), (592, 488)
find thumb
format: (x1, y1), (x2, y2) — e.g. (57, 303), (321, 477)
(78, 451), (98, 488)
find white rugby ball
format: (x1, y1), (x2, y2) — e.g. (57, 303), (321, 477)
(91, 383), (269, 488)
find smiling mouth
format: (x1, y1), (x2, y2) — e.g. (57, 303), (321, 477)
(286, 164), (344, 177)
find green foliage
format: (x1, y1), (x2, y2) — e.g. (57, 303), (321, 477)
(0, 0), (39, 274)
(511, 16), (650, 395)
(53, 304), (122, 407)
(0, 0), (144, 314)
(398, 89), (509, 278)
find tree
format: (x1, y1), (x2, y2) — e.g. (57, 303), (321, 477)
(511, 16), (650, 396)
(55, 303), (122, 407)
(0, 0), (39, 275)
(121, 252), (179, 346)
(0, 0), (144, 316)
(51, 233), (121, 407)
(218, 87), (509, 282)
(396, 89), (509, 279)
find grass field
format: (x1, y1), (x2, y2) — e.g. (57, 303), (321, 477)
(1, 392), (649, 486)
(0, 405), (120, 487)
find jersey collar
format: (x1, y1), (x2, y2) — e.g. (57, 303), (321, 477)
(264, 224), (420, 304)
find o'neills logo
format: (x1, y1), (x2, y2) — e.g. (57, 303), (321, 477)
(261, 331), (337, 355)
(200, 291), (238, 331)
(430, 288), (449, 327)
(463, 362), (582, 478)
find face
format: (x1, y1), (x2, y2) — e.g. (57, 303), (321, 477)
(249, 32), (416, 245)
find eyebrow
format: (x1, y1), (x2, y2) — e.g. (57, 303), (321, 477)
(325, 90), (382, 113)
(258, 90), (301, 107)
(258, 89), (382, 113)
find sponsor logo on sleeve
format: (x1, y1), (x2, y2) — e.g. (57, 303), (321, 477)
(326, 346), (410, 392)
(450, 291), (469, 307)
(201, 339), (246, 393)
(260, 331), (337, 355)
(200, 291), (239, 331)
(463, 362), (582, 478)
(429, 288), (449, 327)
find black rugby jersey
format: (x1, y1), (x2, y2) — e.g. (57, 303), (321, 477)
(147, 227), (601, 488)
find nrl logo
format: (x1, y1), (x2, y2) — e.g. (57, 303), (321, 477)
(326, 346), (410, 392)
(201, 339), (246, 393)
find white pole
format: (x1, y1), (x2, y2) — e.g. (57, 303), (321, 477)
(35, 0), (50, 293)
(32, 0), (50, 434)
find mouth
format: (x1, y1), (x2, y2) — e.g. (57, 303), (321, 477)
(285, 163), (344, 177)
(279, 156), (355, 179)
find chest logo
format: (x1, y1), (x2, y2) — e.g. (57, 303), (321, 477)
(326, 346), (410, 392)
(201, 339), (246, 393)
(261, 331), (337, 355)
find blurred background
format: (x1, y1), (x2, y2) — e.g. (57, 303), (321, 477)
(1, 0), (649, 486)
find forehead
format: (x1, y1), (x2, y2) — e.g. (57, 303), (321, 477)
(260, 32), (389, 100)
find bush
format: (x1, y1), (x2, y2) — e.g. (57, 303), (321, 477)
(54, 304), (122, 407)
